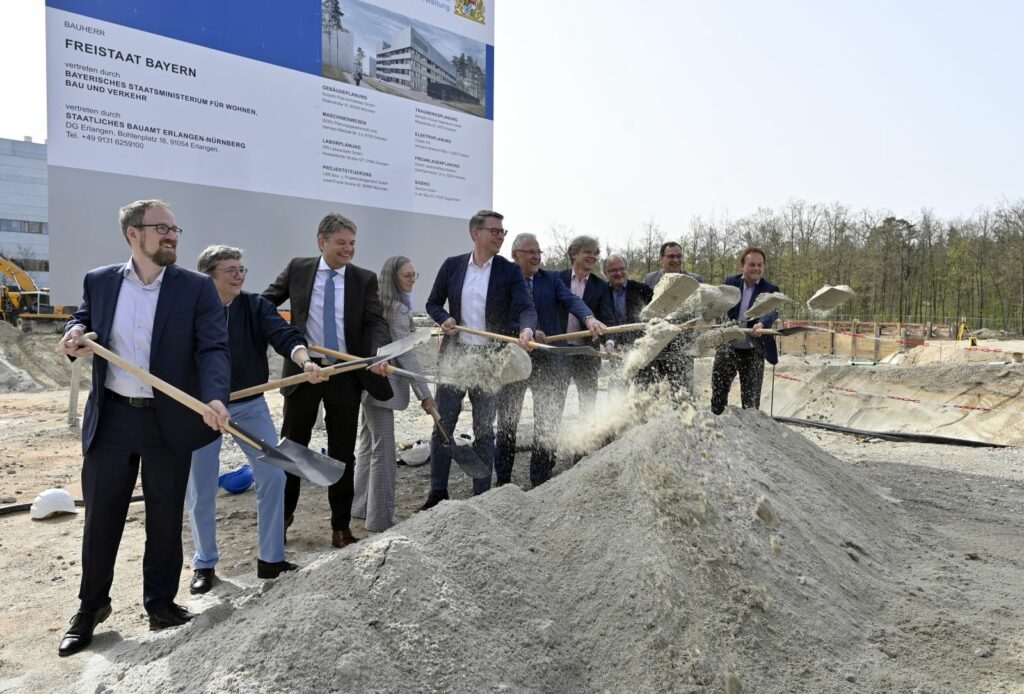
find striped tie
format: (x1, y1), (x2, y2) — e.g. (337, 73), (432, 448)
(323, 270), (339, 363)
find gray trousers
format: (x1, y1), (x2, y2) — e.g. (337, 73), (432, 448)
(352, 403), (399, 532)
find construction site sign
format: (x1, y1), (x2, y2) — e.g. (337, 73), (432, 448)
(44, 0), (495, 303)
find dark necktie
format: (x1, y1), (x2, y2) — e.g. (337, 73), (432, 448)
(323, 270), (339, 363)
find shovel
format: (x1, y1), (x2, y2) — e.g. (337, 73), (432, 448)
(76, 333), (345, 486)
(452, 325), (602, 357)
(427, 406), (490, 479)
(230, 356), (386, 400)
(231, 330), (433, 400)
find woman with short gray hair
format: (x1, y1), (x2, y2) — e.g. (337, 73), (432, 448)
(352, 256), (435, 532)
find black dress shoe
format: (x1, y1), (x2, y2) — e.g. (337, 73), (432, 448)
(58, 604), (112, 657)
(331, 528), (357, 548)
(417, 489), (449, 512)
(189, 568), (216, 595)
(148, 603), (196, 631)
(257, 559), (298, 579)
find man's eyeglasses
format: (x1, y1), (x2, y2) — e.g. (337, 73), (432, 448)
(218, 266), (248, 277)
(515, 249), (543, 256)
(399, 271), (420, 281)
(136, 223), (183, 236)
(475, 226), (508, 237)
(663, 253), (683, 260)
(606, 266), (627, 273)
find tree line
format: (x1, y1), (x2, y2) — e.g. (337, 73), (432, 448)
(541, 200), (1024, 332)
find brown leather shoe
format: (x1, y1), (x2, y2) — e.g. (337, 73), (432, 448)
(331, 528), (357, 548)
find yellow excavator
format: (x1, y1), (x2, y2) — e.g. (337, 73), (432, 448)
(0, 256), (73, 332)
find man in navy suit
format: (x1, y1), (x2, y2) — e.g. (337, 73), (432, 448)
(604, 254), (653, 342)
(495, 233), (605, 487)
(558, 235), (616, 418)
(710, 246), (780, 414)
(56, 199), (230, 656)
(420, 210), (538, 509)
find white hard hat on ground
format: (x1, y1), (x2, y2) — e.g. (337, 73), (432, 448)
(30, 488), (78, 520)
(400, 440), (430, 466)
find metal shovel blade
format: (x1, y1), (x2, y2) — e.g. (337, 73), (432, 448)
(428, 407), (490, 479)
(377, 328), (432, 359)
(258, 437), (346, 487)
(534, 344), (605, 357)
(449, 441), (490, 479)
(229, 419), (345, 487)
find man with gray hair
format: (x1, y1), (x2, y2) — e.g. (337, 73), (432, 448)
(186, 245), (325, 595)
(263, 213), (393, 549)
(496, 233), (604, 487)
(558, 235), (616, 417)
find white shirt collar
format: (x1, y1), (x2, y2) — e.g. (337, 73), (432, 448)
(123, 257), (166, 286)
(468, 253), (494, 270)
(318, 257), (347, 276)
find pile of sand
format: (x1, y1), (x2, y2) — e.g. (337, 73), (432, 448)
(437, 343), (531, 393)
(85, 405), (927, 692)
(641, 273), (700, 320)
(746, 291), (790, 320)
(767, 356), (1024, 445)
(0, 323), (85, 392)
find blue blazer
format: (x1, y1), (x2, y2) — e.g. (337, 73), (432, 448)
(725, 273), (779, 365)
(67, 263), (231, 455)
(557, 269), (617, 333)
(529, 268), (593, 337)
(426, 253), (537, 353)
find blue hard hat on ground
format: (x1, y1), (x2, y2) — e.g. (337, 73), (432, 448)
(218, 464), (254, 494)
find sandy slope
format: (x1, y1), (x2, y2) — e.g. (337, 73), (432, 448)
(1, 332), (1022, 692)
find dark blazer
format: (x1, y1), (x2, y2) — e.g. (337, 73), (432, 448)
(607, 279), (653, 345)
(528, 268), (592, 337)
(557, 269), (616, 333)
(426, 253), (538, 354)
(262, 258), (393, 400)
(67, 263), (230, 455)
(725, 274), (780, 365)
(229, 291), (307, 401)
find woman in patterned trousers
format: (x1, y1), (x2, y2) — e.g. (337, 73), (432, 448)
(352, 256), (435, 531)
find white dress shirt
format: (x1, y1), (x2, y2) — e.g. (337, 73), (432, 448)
(565, 272), (589, 344)
(105, 259), (165, 397)
(733, 281), (757, 349)
(459, 254), (493, 345)
(305, 258), (348, 354)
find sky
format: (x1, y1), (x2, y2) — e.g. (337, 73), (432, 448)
(3, 0), (1023, 249)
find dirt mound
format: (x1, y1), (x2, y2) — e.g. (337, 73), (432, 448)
(889, 339), (1024, 366)
(84, 407), (921, 693)
(0, 326), (84, 392)
(768, 357), (1024, 445)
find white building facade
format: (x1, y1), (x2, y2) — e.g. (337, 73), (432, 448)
(0, 137), (49, 287)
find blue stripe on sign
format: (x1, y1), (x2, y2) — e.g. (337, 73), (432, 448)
(47, 0), (322, 75)
(485, 44), (494, 121)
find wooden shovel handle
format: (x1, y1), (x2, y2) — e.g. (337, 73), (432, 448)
(308, 344), (398, 373)
(544, 322), (647, 343)
(229, 360), (370, 401)
(76, 332), (262, 450)
(427, 406), (451, 444)
(452, 325), (546, 350)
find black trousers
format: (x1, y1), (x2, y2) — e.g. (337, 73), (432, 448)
(710, 345), (765, 414)
(568, 353), (600, 417)
(280, 371), (361, 531)
(634, 330), (697, 401)
(494, 353), (570, 487)
(79, 396), (191, 614)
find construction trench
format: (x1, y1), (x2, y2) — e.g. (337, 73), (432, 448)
(1, 316), (1023, 692)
